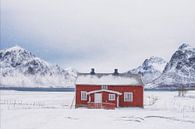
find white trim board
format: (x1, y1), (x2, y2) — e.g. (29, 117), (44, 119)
(87, 89), (122, 95)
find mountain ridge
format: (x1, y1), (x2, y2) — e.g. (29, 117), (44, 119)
(127, 56), (167, 84)
(0, 45), (77, 88)
(146, 43), (195, 89)
(1, 43), (195, 89)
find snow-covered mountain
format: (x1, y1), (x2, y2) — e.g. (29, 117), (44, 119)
(127, 57), (167, 84)
(0, 46), (77, 88)
(1, 43), (194, 89)
(147, 43), (195, 89)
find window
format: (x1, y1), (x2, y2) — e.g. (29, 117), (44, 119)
(81, 91), (87, 101)
(109, 94), (115, 101)
(101, 85), (108, 90)
(124, 92), (133, 102)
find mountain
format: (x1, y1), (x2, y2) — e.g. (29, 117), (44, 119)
(0, 46), (77, 88)
(127, 57), (167, 84)
(147, 43), (195, 89)
(1, 43), (194, 89)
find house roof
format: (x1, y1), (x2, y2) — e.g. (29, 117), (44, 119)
(76, 73), (144, 86)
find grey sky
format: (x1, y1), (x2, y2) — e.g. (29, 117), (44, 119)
(1, 0), (195, 72)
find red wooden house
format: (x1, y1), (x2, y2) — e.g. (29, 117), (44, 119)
(75, 69), (144, 109)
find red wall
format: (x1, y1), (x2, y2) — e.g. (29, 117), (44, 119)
(75, 84), (143, 108)
(109, 86), (143, 107)
(88, 91), (117, 106)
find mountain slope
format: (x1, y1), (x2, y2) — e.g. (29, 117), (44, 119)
(147, 43), (195, 89)
(127, 57), (167, 84)
(0, 46), (77, 88)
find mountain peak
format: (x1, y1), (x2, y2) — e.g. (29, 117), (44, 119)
(1, 45), (35, 61)
(150, 43), (195, 88)
(0, 45), (77, 87)
(178, 43), (192, 50)
(143, 56), (166, 64)
(128, 56), (167, 84)
(6, 45), (25, 52)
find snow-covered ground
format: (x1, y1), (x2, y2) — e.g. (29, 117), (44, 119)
(0, 90), (195, 129)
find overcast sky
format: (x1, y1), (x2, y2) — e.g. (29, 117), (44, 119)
(1, 0), (195, 72)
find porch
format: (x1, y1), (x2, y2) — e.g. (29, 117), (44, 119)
(86, 89), (122, 109)
(87, 102), (116, 109)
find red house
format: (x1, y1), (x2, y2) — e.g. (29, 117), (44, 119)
(75, 69), (144, 109)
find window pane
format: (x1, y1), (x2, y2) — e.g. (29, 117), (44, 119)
(109, 94), (115, 101)
(101, 85), (108, 90)
(124, 92), (133, 102)
(81, 91), (87, 101)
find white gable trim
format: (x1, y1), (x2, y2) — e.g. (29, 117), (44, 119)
(87, 89), (122, 95)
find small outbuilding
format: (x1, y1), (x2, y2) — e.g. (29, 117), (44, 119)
(75, 69), (144, 109)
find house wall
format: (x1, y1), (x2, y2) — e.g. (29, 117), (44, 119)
(75, 84), (143, 108)
(75, 85), (99, 107)
(108, 86), (143, 107)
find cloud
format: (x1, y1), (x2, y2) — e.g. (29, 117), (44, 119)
(1, 0), (195, 72)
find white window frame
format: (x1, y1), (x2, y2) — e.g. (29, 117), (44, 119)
(109, 94), (115, 101)
(81, 91), (87, 101)
(101, 85), (108, 90)
(124, 92), (133, 102)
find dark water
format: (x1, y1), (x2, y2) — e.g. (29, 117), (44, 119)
(0, 85), (194, 92)
(0, 87), (75, 92)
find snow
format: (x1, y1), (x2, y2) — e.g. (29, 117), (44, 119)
(129, 56), (167, 84)
(179, 43), (195, 51)
(0, 46), (77, 88)
(4, 45), (25, 52)
(76, 74), (143, 85)
(143, 56), (167, 72)
(146, 43), (195, 88)
(1, 90), (195, 129)
(0, 73), (74, 88)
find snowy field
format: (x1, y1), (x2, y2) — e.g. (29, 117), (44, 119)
(0, 90), (195, 129)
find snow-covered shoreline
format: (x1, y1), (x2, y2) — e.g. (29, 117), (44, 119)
(1, 90), (195, 129)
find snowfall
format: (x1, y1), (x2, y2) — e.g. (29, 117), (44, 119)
(0, 90), (195, 129)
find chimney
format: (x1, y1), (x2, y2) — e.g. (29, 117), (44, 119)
(113, 69), (119, 75)
(90, 68), (95, 75)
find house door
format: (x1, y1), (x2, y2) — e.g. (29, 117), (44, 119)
(94, 93), (102, 103)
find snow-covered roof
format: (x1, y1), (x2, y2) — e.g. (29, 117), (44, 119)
(76, 73), (144, 86)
